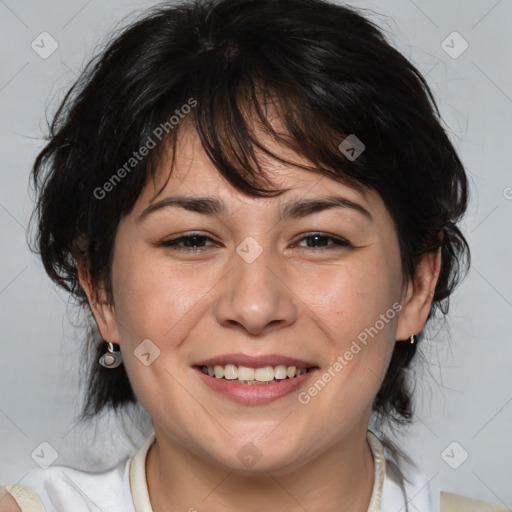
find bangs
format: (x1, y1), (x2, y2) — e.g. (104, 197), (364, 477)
(146, 66), (369, 204)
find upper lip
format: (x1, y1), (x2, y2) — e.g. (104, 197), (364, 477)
(194, 353), (318, 368)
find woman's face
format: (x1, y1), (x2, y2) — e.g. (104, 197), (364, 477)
(90, 128), (436, 472)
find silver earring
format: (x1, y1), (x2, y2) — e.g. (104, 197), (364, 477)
(410, 335), (415, 344)
(99, 342), (123, 368)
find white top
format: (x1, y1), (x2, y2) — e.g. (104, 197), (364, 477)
(2, 430), (440, 512)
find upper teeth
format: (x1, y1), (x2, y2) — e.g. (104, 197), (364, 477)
(201, 364), (308, 381)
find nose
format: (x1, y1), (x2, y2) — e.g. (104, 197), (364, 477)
(214, 241), (298, 336)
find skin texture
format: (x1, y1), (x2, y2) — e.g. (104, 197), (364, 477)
(0, 489), (21, 512)
(79, 128), (441, 512)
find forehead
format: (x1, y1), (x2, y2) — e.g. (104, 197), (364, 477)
(137, 127), (375, 213)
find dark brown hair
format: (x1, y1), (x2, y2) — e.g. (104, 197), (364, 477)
(30, 0), (470, 434)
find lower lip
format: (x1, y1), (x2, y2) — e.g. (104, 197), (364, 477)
(194, 367), (318, 405)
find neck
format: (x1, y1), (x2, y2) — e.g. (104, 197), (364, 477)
(145, 427), (376, 512)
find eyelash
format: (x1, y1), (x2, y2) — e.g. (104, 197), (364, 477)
(160, 231), (352, 252)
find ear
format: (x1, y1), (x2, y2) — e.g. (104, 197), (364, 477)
(76, 260), (121, 344)
(395, 246), (442, 342)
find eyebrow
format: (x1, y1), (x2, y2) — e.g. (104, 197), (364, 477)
(138, 195), (372, 222)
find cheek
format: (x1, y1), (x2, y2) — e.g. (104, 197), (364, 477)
(111, 248), (211, 344)
(109, 250), (209, 421)
(310, 245), (402, 394)
(311, 252), (401, 339)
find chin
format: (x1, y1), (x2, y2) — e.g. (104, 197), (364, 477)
(199, 434), (306, 474)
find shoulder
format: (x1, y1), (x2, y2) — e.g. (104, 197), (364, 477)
(0, 456), (134, 512)
(381, 462), (509, 512)
(441, 491), (510, 512)
(0, 488), (22, 512)
(383, 468), (510, 512)
(375, 434), (509, 512)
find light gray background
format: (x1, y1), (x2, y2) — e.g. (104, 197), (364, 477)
(0, 0), (511, 507)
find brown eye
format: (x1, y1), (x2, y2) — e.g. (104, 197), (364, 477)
(293, 233), (351, 250)
(161, 232), (217, 251)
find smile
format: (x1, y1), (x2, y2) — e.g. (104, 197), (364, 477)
(194, 364), (319, 405)
(198, 364), (311, 384)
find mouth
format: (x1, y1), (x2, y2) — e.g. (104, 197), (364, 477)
(192, 357), (320, 405)
(195, 364), (316, 385)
